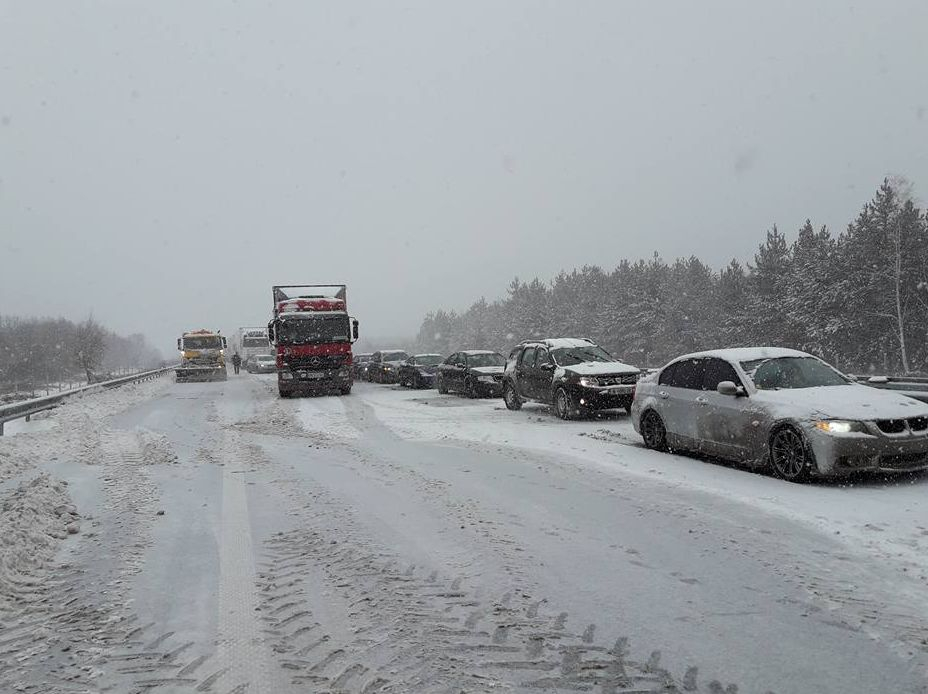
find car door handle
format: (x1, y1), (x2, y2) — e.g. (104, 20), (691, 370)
(658, 391), (669, 399)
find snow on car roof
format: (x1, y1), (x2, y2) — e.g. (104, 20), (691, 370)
(538, 338), (595, 349)
(673, 347), (813, 364)
(461, 349), (500, 355)
(413, 353), (442, 357)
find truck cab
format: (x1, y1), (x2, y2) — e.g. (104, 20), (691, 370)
(268, 285), (360, 398)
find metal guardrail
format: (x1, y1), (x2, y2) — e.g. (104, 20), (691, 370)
(853, 375), (928, 403)
(0, 366), (176, 435)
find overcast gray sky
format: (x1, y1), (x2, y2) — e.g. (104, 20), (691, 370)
(2, 1), (926, 351)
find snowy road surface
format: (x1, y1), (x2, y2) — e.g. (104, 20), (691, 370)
(2, 375), (927, 693)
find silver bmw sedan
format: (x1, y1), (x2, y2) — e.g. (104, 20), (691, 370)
(631, 347), (928, 481)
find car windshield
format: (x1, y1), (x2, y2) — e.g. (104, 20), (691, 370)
(383, 351), (409, 362)
(256, 356), (274, 363)
(277, 315), (350, 344)
(356, 355), (372, 363)
(467, 353), (506, 367)
(183, 336), (222, 350)
(415, 355), (442, 366)
(742, 357), (851, 389)
(551, 345), (613, 365)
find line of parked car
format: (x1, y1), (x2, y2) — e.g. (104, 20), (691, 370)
(353, 338), (928, 482)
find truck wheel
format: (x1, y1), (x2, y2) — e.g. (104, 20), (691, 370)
(278, 387), (291, 398)
(503, 382), (522, 410)
(339, 386), (352, 396)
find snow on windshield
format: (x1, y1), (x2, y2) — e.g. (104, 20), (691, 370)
(742, 357), (851, 389)
(552, 345), (612, 366)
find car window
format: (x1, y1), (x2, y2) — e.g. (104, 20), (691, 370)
(658, 362), (678, 386)
(520, 347), (536, 368)
(664, 359), (703, 389)
(746, 357), (851, 389)
(701, 358), (741, 391)
(536, 348), (551, 366)
(468, 353), (506, 367)
(551, 344), (612, 365)
(406, 357), (416, 366)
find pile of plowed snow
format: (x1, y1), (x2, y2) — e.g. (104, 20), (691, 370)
(0, 474), (79, 609)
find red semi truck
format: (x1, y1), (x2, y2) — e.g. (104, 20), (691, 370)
(267, 285), (359, 398)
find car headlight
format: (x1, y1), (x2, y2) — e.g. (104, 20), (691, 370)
(384, 366), (392, 371)
(814, 420), (865, 434)
(281, 372), (294, 380)
(477, 375), (496, 384)
(579, 376), (600, 388)
(419, 370), (432, 376)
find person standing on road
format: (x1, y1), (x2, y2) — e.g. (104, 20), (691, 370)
(231, 353), (242, 374)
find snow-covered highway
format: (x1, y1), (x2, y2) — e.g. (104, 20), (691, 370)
(1, 374), (926, 693)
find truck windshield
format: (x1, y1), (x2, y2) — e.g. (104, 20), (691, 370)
(183, 336), (222, 350)
(277, 315), (350, 344)
(242, 336), (267, 347)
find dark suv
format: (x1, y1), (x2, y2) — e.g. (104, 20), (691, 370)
(503, 338), (641, 419)
(367, 350), (409, 383)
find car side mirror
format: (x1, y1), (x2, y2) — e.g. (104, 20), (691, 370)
(352, 319), (359, 340)
(717, 380), (744, 397)
(177, 338), (182, 351)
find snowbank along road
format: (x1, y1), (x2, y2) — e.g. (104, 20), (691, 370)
(1, 374), (927, 694)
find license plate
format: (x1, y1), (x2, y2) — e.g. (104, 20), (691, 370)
(607, 385), (634, 393)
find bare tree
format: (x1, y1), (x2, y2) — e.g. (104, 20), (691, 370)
(74, 316), (106, 382)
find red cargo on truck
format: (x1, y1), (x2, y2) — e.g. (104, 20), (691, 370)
(267, 285), (360, 398)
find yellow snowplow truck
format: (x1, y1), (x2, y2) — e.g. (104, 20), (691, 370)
(175, 329), (228, 382)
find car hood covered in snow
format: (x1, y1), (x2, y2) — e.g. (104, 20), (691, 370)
(471, 366), (504, 376)
(562, 361), (639, 376)
(757, 384), (928, 421)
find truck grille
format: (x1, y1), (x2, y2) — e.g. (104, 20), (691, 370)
(876, 417), (928, 434)
(288, 354), (347, 370)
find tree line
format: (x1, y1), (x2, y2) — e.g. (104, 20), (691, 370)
(0, 315), (163, 395)
(415, 179), (928, 374)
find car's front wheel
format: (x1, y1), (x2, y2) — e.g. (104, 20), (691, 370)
(640, 410), (668, 451)
(769, 426), (815, 482)
(503, 382), (522, 410)
(465, 377), (479, 399)
(437, 374), (449, 394)
(554, 387), (577, 420)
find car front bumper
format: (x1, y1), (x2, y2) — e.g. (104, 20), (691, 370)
(574, 384), (636, 411)
(806, 426), (928, 475)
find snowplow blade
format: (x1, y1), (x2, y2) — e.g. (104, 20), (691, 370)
(175, 367), (227, 382)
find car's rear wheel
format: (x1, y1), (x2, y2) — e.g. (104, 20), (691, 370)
(769, 426), (814, 482)
(554, 387), (576, 420)
(503, 382), (522, 410)
(640, 410), (668, 451)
